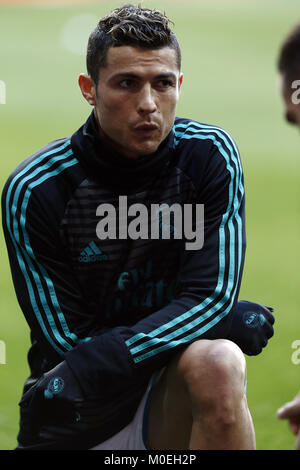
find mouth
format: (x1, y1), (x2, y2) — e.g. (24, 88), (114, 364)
(133, 123), (159, 133)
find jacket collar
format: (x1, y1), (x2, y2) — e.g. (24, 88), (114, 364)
(71, 111), (175, 193)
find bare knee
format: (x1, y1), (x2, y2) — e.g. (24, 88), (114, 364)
(177, 339), (247, 425)
(178, 339), (246, 385)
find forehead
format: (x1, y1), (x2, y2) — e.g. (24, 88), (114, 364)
(101, 45), (179, 78)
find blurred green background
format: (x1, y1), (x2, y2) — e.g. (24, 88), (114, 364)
(0, 0), (299, 450)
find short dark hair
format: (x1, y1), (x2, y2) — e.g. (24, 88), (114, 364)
(86, 4), (181, 84)
(278, 23), (300, 85)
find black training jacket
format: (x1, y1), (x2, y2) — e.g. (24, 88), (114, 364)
(2, 112), (246, 448)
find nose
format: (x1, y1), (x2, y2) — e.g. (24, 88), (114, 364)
(137, 84), (157, 115)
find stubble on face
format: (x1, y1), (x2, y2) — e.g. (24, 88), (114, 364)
(93, 46), (182, 159)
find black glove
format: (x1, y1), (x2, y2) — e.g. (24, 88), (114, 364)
(19, 360), (86, 427)
(18, 358), (147, 448)
(18, 360), (109, 446)
(227, 300), (275, 355)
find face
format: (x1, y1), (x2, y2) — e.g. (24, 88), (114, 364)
(280, 75), (300, 129)
(79, 46), (183, 159)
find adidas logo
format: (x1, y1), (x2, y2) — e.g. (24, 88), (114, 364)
(78, 241), (108, 263)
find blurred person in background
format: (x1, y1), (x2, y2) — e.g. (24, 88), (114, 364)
(277, 23), (300, 450)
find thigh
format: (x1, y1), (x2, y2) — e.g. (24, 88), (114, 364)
(146, 339), (248, 450)
(146, 340), (214, 450)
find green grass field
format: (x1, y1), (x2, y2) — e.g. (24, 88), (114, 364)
(0, 0), (299, 450)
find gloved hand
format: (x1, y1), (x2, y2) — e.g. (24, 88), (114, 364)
(227, 300), (275, 355)
(19, 360), (86, 428)
(18, 360), (110, 447)
(18, 357), (145, 447)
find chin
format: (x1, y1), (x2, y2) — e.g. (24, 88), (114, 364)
(138, 141), (161, 156)
(124, 139), (162, 158)
(141, 147), (159, 156)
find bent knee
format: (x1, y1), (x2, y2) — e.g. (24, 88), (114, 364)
(177, 339), (246, 398)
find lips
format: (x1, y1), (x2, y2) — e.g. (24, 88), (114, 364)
(134, 123), (159, 132)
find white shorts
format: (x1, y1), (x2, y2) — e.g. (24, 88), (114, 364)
(91, 371), (160, 450)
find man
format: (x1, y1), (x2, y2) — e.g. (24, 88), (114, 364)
(277, 23), (300, 450)
(1, 5), (274, 450)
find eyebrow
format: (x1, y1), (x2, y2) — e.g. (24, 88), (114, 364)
(110, 72), (178, 81)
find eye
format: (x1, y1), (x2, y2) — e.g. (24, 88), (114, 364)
(120, 79), (130, 87)
(157, 79), (173, 88)
(119, 79), (135, 89)
(155, 79), (176, 92)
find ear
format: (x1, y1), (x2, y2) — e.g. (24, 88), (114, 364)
(178, 73), (183, 92)
(78, 73), (96, 106)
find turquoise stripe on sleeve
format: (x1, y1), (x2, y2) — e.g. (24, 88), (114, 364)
(126, 127), (241, 348)
(5, 140), (71, 208)
(19, 159), (79, 347)
(5, 145), (81, 355)
(126, 123), (243, 363)
(134, 307), (230, 363)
